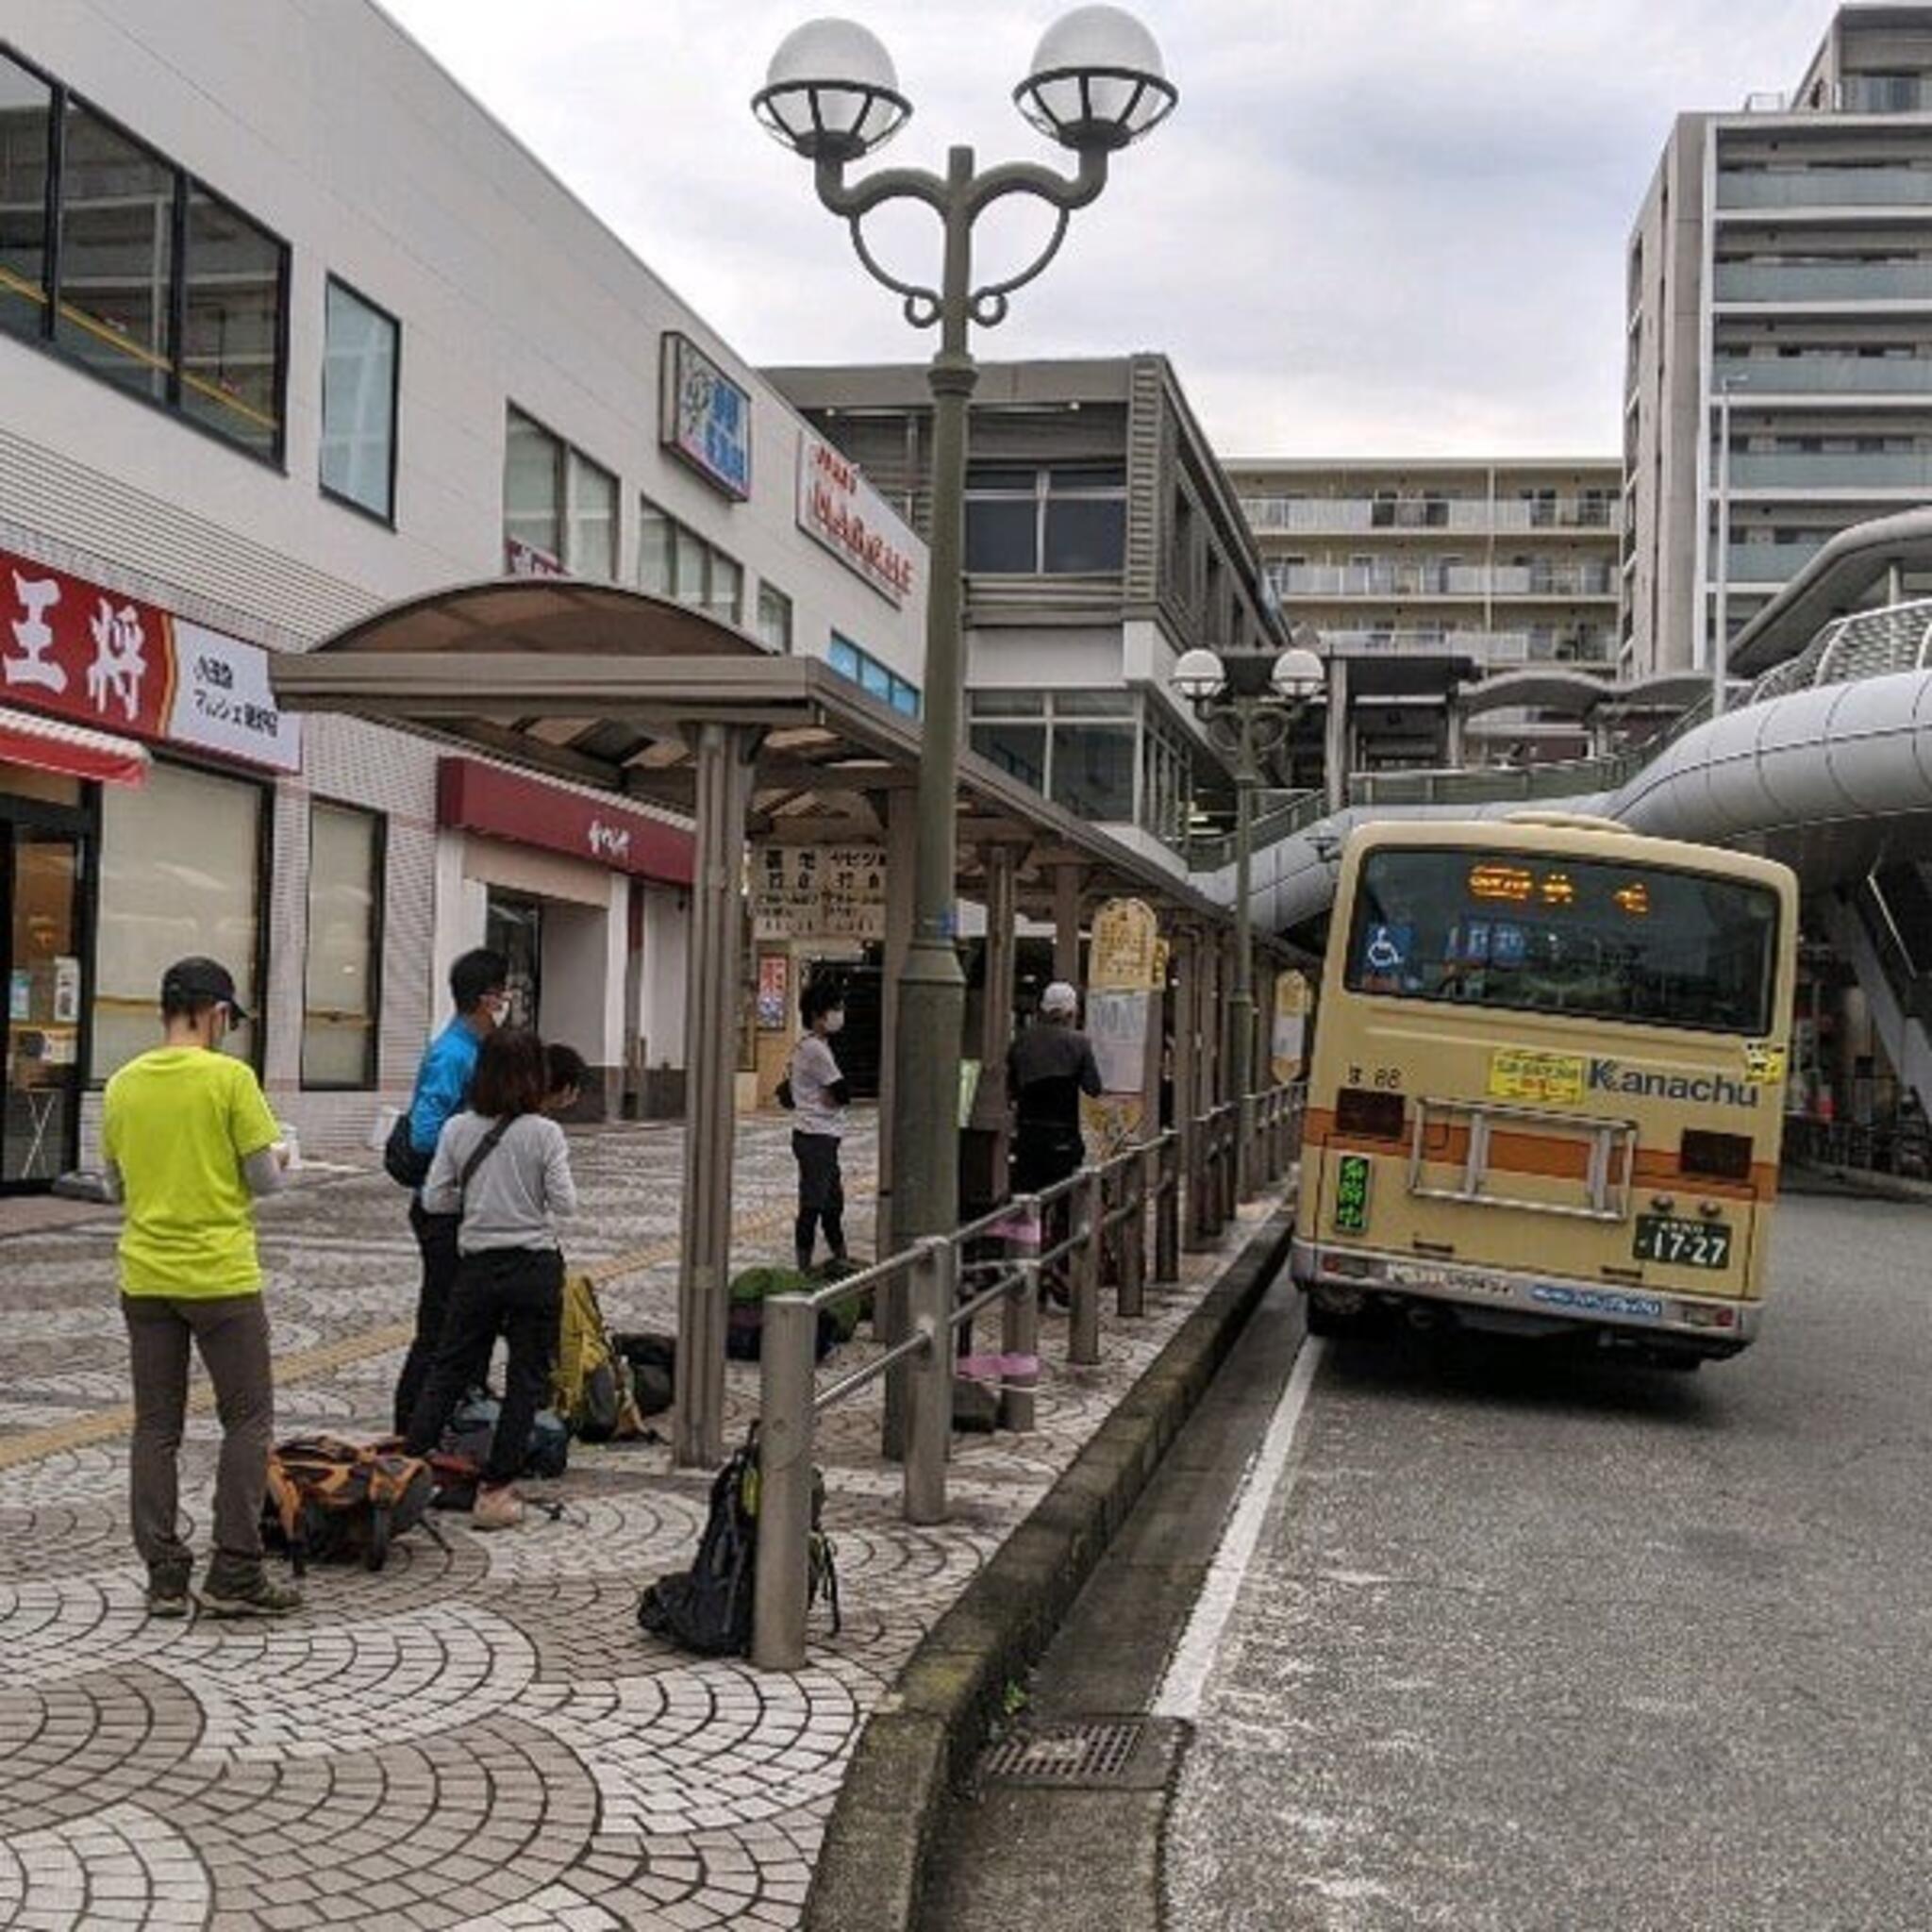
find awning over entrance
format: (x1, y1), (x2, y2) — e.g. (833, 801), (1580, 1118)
(0, 706), (149, 787)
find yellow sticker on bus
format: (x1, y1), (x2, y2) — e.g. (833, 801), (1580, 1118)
(1743, 1042), (1788, 1084)
(1488, 1047), (1587, 1105)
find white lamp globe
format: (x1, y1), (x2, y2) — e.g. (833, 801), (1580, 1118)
(753, 19), (911, 161)
(1015, 5), (1177, 151)
(1271, 645), (1325, 702)
(1172, 647), (1227, 706)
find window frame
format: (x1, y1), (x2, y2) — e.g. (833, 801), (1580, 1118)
(828, 632), (920, 717)
(756, 580), (793, 654)
(638, 492), (743, 625)
(0, 42), (290, 468)
(318, 272), (401, 527)
(965, 461), (1129, 577)
(300, 797), (387, 1091)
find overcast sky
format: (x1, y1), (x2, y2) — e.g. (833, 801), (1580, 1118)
(381, 0), (1836, 458)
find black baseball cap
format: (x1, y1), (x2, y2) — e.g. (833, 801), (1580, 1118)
(160, 957), (249, 1023)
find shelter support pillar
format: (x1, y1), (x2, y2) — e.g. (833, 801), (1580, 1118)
(969, 842), (1020, 1157)
(1444, 699), (1466, 769)
(1054, 864), (1084, 988)
(675, 721), (758, 1469)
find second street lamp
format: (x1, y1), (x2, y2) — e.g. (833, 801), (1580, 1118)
(1174, 641), (1324, 1198)
(755, 8), (1177, 1252)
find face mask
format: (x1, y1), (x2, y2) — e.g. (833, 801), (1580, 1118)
(486, 994), (510, 1025)
(824, 1011), (845, 1035)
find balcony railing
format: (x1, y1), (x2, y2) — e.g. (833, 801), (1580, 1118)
(1712, 354), (1932, 394)
(1719, 166), (1932, 210)
(1323, 629), (1532, 662)
(1725, 540), (1831, 582)
(1241, 495), (1614, 535)
(1274, 563), (1617, 599)
(1716, 259), (1932, 304)
(1729, 451), (1932, 491)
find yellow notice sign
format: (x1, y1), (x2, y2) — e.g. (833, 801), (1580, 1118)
(1488, 1047), (1586, 1106)
(1744, 1042), (1788, 1084)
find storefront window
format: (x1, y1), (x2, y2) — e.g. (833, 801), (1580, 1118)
(0, 54), (52, 344)
(302, 802), (382, 1089)
(321, 277), (399, 521)
(92, 762), (263, 1081)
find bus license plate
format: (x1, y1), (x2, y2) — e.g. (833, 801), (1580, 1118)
(1335, 1154), (1372, 1233)
(1633, 1215), (1731, 1270)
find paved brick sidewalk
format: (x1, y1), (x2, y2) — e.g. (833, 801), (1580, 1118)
(0, 1112), (1273, 1931)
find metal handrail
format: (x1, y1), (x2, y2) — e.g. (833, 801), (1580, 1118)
(749, 1092), (1301, 1669)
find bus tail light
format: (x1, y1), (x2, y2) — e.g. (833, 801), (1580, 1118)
(1679, 1129), (1752, 1182)
(1337, 1086), (1407, 1141)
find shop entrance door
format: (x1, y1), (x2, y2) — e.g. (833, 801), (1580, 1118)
(486, 891), (543, 1031)
(3, 825), (87, 1188)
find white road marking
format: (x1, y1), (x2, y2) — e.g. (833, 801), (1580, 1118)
(1151, 1334), (1327, 1721)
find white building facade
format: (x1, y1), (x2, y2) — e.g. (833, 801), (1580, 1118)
(0, 1), (925, 1182)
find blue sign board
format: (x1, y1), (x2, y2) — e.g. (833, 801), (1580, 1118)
(661, 332), (752, 500)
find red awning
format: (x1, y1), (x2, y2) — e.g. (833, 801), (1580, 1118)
(0, 706), (149, 787)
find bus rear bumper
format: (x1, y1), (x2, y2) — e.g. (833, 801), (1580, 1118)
(1291, 1236), (1761, 1353)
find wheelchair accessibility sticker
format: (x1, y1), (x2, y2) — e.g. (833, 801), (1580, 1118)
(1361, 924), (1412, 977)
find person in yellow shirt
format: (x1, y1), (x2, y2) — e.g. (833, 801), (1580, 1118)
(102, 957), (299, 1619)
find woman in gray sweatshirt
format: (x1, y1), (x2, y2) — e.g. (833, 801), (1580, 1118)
(402, 1027), (576, 1530)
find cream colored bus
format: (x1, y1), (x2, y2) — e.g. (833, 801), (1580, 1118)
(1293, 816), (1798, 1365)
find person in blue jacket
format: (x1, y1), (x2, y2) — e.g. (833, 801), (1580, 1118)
(392, 947), (508, 1431)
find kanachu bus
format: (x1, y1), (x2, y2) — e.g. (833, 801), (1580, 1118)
(1293, 814), (1799, 1365)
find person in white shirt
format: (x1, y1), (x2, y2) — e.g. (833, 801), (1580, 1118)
(786, 982), (851, 1274)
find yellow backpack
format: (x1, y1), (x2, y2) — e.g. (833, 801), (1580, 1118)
(553, 1272), (645, 1441)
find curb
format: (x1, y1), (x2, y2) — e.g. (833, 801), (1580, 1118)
(803, 1201), (1297, 1932)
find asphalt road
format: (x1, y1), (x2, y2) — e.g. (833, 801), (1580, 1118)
(1163, 1191), (1932, 1931)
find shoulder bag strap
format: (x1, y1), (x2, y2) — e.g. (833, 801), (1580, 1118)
(457, 1115), (514, 1208)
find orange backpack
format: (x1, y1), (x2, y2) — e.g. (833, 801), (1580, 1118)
(262, 1436), (438, 1575)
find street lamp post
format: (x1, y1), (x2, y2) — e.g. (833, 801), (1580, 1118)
(1172, 641), (1324, 1198)
(756, 8), (1176, 1249)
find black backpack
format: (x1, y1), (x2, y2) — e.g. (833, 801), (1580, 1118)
(382, 1108), (432, 1191)
(637, 1425), (839, 1657)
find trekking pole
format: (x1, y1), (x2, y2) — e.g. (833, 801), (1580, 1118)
(753, 1293), (818, 1672)
(905, 1237), (955, 1527)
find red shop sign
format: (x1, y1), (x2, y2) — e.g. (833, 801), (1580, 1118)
(437, 758), (694, 886)
(0, 546), (302, 772)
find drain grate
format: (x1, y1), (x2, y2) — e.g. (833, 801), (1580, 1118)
(981, 1720), (1146, 1787)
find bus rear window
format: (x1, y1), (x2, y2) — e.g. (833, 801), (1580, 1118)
(1344, 848), (1778, 1036)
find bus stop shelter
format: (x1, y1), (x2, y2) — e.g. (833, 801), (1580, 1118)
(271, 579), (1261, 1465)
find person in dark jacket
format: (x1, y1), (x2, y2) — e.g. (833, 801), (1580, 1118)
(1008, 979), (1105, 1193)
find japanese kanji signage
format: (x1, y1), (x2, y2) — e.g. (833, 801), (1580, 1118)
(437, 758), (694, 884)
(1271, 971), (1311, 1084)
(753, 843), (887, 941)
(1083, 896), (1163, 1152)
(2, 547), (301, 773)
(795, 432), (918, 607)
(661, 332), (753, 501)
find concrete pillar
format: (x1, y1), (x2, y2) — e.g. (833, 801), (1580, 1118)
(1054, 864), (1083, 987)
(970, 843), (1019, 1148)
(1445, 700), (1467, 769)
(674, 722), (757, 1469)
(1324, 657), (1351, 814)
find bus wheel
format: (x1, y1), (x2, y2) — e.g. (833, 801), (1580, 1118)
(1306, 1290), (1368, 1339)
(1644, 1346), (1705, 1373)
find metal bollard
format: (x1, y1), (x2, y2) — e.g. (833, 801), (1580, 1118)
(1118, 1151), (1146, 1317)
(905, 1238), (955, 1526)
(1185, 1117), (1213, 1251)
(1155, 1138), (1181, 1285)
(1069, 1167), (1103, 1366)
(752, 1294), (820, 1673)
(1001, 1207), (1041, 1435)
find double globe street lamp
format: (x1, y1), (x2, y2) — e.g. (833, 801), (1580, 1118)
(1172, 640), (1326, 1197)
(755, 8), (1177, 1249)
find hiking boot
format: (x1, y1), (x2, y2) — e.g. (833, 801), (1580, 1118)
(472, 1483), (524, 1531)
(200, 1568), (303, 1619)
(146, 1558), (194, 1619)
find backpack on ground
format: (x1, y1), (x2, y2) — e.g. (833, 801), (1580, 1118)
(554, 1272), (645, 1441)
(724, 1266), (846, 1364)
(636, 1424), (840, 1657)
(611, 1330), (677, 1419)
(262, 1436), (436, 1574)
(437, 1392), (570, 1506)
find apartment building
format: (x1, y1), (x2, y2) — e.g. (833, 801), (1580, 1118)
(0, 4), (926, 1181)
(768, 357), (1294, 866)
(1625, 3), (1932, 678)
(1230, 458), (1621, 769)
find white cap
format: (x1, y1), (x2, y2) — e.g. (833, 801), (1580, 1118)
(1041, 981), (1079, 1018)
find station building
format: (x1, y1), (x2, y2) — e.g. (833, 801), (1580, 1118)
(0, 1), (926, 1184)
